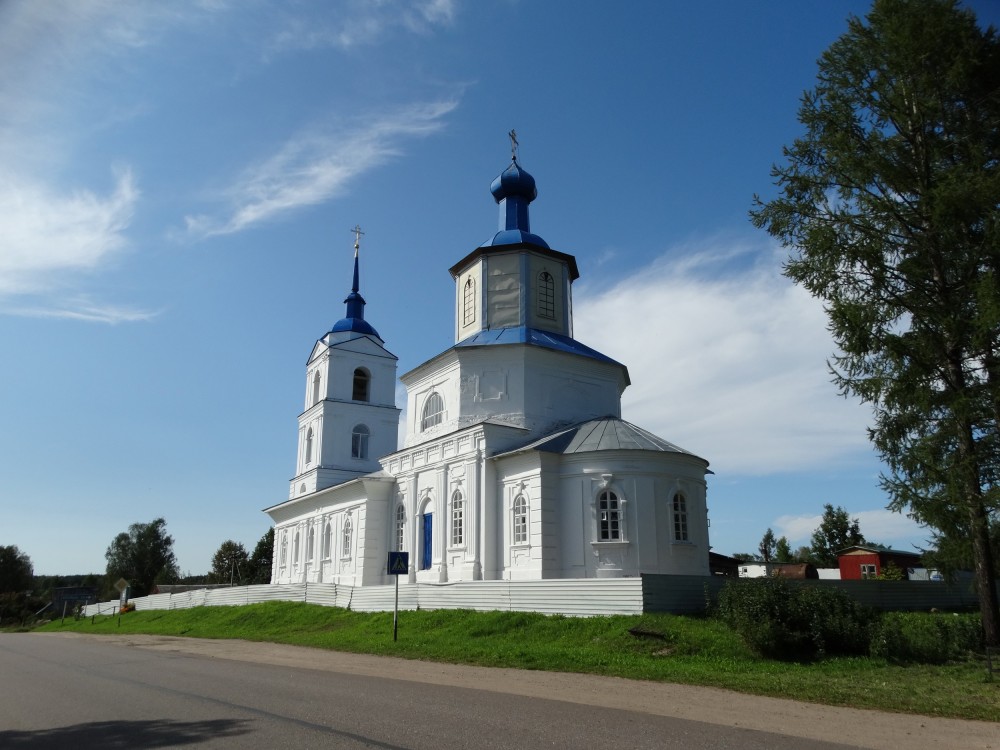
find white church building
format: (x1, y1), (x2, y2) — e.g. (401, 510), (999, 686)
(264, 151), (711, 586)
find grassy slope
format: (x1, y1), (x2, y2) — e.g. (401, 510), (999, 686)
(35, 602), (1000, 722)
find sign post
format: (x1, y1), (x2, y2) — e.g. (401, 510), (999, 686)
(386, 552), (408, 642)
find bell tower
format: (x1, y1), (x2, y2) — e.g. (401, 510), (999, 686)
(289, 227), (400, 499)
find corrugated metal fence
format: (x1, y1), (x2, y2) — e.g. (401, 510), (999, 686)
(83, 578), (645, 618)
(82, 574), (990, 619)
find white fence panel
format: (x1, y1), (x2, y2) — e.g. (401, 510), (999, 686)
(135, 594), (170, 611)
(303, 583), (340, 608)
(82, 599), (120, 616)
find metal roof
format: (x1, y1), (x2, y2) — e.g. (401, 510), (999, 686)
(496, 416), (708, 465)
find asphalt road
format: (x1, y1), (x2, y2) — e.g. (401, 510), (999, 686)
(0, 633), (992, 749)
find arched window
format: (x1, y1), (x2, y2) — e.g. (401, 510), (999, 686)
(537, 271), (555, 319)
(513, 494), (528, 545)
(322, 521), (332, 558)
(342, 517), (353, 558)
(598, 490), (621, 541)
(351, 424), (369, 459)
(280, 533), (288, 566)
(311, 370), (321, 405)
(306, 527), (315, 563)
(305, 428), (314, 464)
(463, 277), (476, 326)
(421, 392), (444, 431)
(352, 368), (370, 402)
(395, 504), (406, 552)
(451, 491), (464, 546)
(672, 493), (689, 542)
(292, 531), (300, 566)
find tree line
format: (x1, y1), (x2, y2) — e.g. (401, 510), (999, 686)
(733, 504), (867, 568)
(0, 519), (275, 616)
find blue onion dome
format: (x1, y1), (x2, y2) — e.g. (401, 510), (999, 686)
(490, 160), (538, 203)
(483, 157), (549, 249)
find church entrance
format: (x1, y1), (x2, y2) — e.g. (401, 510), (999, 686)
(421, 514), (432, 570)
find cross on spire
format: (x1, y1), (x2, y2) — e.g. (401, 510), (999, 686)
(350, 224), (364, 257)
(509, 129), (519, 162)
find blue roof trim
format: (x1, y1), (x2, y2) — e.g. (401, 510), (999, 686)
(480, 229), (550, 249)
(455, 326), (625, 368)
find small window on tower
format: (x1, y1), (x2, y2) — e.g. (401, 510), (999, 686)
(353, 368), (370, 402)
(312, 370), (322, 405)
(305, 428), (314, 465)
(537, 271), (555, 319)
(351, 424), (369, 459)
(463, 277), (476, 326)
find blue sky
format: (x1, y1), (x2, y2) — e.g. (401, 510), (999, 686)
(4, 1), (997, 576)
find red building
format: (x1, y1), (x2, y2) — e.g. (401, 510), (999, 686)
(837, 545), (922, 580)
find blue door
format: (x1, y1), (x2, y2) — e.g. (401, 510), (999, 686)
(421, 513), (433, 570)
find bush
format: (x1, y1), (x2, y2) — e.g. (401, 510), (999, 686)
(716, 578), (877, 661)
(870, 611), (982, 663)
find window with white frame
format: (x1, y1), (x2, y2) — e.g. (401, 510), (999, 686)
(451, 491), (464, 546)
(352, 368), (370, 402)
(421, 392), (445, 431)
(513, 494), (528, 545)
(342, 517), (353, 558)
(537, 270), (555, 319)
(672, 492), (689, 542)
(351, 424), (369, 459)
(306, 527), (315, 563)
(280, 533), (288, 567)
(305, 427), (314, 464)
(322, 521), (332, 559)
(395, 505), (406, 552)
(598, 490), (621, 541)
(292, 531), (300, 566)
(463, 277), (476, 326)
(312, 370), (321, 405)
(860, 563), (877, 579)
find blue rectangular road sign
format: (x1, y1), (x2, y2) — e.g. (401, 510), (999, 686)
(387, 551), (409, 575)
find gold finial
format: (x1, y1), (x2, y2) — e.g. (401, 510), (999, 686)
(509, 129), (518, 162)
(350, 224), (364, 257)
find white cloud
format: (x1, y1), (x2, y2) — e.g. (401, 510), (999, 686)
(266, 0), (455, 55)
(184, 100), (459, 238)
(0, 169), (138, 295)
(574, 237), (874, 475)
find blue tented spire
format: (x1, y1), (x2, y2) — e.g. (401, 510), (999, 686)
(331, 228), (380, 338)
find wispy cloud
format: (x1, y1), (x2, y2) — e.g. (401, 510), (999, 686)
(184, 100), (459, 238)
(266, 0), (455, 55)
(0, 169), (138, 296)
(574, 236), (873, 476)
(2, 299), (159, 325)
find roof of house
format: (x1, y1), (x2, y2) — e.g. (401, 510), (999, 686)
(836, 545), (921, 558)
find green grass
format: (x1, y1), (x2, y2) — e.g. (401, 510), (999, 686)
(35, 603), (1000, 722)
